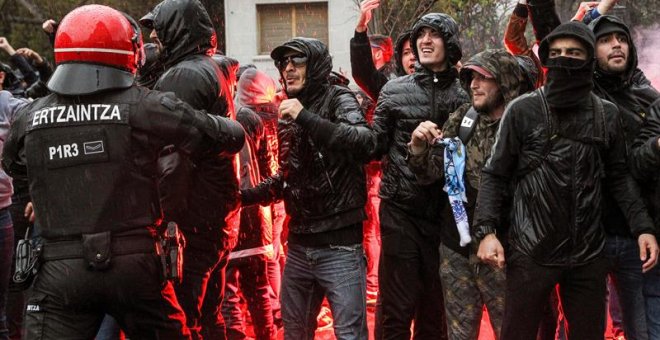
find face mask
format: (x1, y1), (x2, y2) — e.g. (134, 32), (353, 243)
(544, 56), (594, 109)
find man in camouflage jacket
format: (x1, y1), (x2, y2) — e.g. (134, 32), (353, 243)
(407, 49), (524, 340)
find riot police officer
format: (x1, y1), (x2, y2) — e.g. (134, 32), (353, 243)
(1, 5), (245, 339)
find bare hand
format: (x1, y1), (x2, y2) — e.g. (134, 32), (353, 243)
(477, 234), (505, 268)
(24, 202), (35, 223)
(16, 48), (44, 65)
(42, 19), (57, 34)
(356, 0), (380, 33)
(639, 233), (659, 273)
(597, 0), (620, 16)
(0, 37), (16, 56)
(409, 121), (441, 155)
(571, 1), (599, 21)
(279, 99), (304, 120)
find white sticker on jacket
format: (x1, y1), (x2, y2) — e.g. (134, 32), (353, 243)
(461, 116), (475, 128)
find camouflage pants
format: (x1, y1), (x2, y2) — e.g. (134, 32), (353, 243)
(439, 243), (505, 340)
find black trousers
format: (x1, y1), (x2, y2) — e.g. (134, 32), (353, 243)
(222, 255), (274, 340)
(502, 249), (608, 340)
(7, 190), (32, 339)
(176, 228), (228, 340)
(24, 253), (190, 340)
(377, 201), (447, 340)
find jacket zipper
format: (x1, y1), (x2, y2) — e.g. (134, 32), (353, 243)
(431, 74), (437, 123)
(569, 142), (577, 268)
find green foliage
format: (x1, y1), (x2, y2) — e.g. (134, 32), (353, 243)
(0, 1), (161, 65)
(555, 0), (659, 27)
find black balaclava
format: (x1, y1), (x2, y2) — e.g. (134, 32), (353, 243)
(539, 21), (596, 109)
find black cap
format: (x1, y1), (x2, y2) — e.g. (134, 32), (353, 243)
(139, 11), (155, 29)
(593, 20), (627, 39)
(270, 44), (305, 61)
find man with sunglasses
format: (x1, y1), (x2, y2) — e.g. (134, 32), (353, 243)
(242, 37), (376, 339)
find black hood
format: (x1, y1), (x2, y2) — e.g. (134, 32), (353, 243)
(411, 13), (462, 66)
(141, 0), (216, 69)
(136, 42), (164, 89)
(271, 37), (332, 106)
(590, 15), (638, 86)
(0, 63), (22, 95)
(394, 30), (412, 76)
(538, 21), (595, 66)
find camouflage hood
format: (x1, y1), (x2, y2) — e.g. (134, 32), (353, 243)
(459, 49), (523, 106)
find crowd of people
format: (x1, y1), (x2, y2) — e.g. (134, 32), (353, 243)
(0, 0), (659, 339)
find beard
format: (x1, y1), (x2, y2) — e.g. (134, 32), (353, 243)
(474, 94), (504, 114)
(597, 57), (627, 75)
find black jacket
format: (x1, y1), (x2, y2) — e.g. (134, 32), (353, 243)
(630, 99), (660, 232)
(589, 16), (660, 237)
(242, 38), (375, 243)
(233, 109), (272, 253)
(474, 90), (654, 266)
(147, 0), (241, 232)
(373, 64), (469, 234)
(2, 86), (244, 239)
(350, 31), (398, 101)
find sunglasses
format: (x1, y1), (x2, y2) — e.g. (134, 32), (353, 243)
(276, 55), (307, 71)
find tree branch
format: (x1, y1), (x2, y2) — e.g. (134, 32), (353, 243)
(15, 0), (44, 22)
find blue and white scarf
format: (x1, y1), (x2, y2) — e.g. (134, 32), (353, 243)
(439, 137), (472, 247)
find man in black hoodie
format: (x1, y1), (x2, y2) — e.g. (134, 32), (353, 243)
(474, 22), (658, 339)
(587, 15), (660, 340)
(241, 37), (375, 339)
(371, 13), (468, 340)
(140, 1), (242, 338)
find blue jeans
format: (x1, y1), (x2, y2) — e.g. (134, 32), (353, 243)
(0, 208), (14, 340)
(281, 243), (367, 340)
(603, 235), (648, 340)
(95, 315), (121, 340)
(644, 262), (660, 338)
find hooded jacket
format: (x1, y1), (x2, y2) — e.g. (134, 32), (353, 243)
(231, 109), (273, 257)
(408, 50), (523, 257)
(143, 0), (241, 233)
(410, 13), (462, 66)
(242, 38), (375, 245)
(394, 30), (413, 76)
(473, 22), (654, 266)
(372, 13), (469, 234)
(588, 16), (660, 237)
(235, 68), (279, 180)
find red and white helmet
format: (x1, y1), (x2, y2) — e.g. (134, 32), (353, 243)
(47, 4), (144, 95)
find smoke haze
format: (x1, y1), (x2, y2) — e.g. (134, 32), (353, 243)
(634, 25), (660, 89)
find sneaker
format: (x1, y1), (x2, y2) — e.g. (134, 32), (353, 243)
(316, 306), (334, 331)
(366, 289), (378, 306)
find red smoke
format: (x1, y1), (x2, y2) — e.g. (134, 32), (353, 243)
(634, 25), (660, 89)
